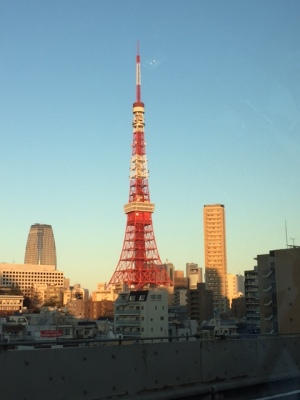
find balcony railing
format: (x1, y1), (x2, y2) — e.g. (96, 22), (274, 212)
(262, 268), (273, 278)
(115, 309), (141, 315)
(264, 313), (273, 321)
(115, 319), (141, 326)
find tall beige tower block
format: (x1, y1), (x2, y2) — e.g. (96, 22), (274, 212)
(24, 223), (57, 268)
(203, 204), (228, 314)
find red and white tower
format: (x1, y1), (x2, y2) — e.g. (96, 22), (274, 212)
(107, 45), (173, 290)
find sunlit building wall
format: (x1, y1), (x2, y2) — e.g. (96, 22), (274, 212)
(227, 273), (244, 307)
(0, 295), (24, 315)
(203, 204), (228, 315)
(91, 283), (118, 302)
(186, 263), (202, 290)
(0, 263), (64, 297)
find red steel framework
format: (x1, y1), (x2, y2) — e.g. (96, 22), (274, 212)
(107, 45), (173, 290)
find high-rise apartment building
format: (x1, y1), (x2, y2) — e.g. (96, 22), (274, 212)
(203, 204), (228, 315)
(24, 224), (57, 268)
(257, 247), (300, 335)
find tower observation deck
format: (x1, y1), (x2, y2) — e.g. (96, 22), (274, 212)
(107, 45), (173, 290)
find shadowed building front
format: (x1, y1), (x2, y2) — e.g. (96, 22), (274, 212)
(24, 223), (57, 268)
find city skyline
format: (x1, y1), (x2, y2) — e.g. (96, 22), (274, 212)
(0, 1), (299, 292)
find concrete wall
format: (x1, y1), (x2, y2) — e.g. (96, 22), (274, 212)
(0, 336), (300, 400)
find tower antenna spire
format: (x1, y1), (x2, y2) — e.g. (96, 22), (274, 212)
(136, 41), (141, 103)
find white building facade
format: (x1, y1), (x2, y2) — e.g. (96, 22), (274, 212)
(114, 289), (168, 339)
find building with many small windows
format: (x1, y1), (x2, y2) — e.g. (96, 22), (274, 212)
(114, 289), (168, 339)
(203, 204), (228, 315)
(0, 263), (64, 298)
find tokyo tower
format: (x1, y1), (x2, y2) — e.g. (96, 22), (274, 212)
(107, 45), (173, 290)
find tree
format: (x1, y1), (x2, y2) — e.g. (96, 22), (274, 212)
(8, 284), (23, 295)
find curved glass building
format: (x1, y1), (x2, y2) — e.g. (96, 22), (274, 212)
(24, 223), (57, 268)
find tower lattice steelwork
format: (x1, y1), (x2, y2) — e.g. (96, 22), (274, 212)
(107, 46), (172, 290)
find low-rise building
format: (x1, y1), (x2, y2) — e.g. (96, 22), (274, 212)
(91, 282), (118, 302)
(84, 299), (114, 320)
(0, 294), (24, 316)
(114, 289), (168, 339)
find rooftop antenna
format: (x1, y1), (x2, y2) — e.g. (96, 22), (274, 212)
(290, 238), (298, 247)
(285, 220), (288, 248)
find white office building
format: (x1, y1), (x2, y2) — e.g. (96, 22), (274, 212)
(0, 263), (64, 297)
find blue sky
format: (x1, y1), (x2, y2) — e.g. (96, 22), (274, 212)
(0, 1), (299, 292)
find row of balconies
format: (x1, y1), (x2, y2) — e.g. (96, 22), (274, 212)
(245, 281), (258, 286)
(246, 310), (260, 316)
(245, 299), (259, 304)
(115, 308), (141, 315)
(115, 327), (141, 336)
(245, 286), (258, 292)
(245, 274), (258, 279)
(115, 319), (141, 326)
